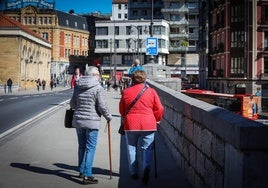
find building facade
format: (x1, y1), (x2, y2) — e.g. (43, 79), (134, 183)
(3, 1), (89, 80)
(111, 0), (128, 20)
(128, 0), (164, 20)
(95, 19), (169, 76)
(207, 0), (268, 111)
(162, 0), (199, 83)
(198, 0), (209, 89)
(0, 13), (51, 91)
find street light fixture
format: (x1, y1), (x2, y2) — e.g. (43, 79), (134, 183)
(149, 0), (155, 63)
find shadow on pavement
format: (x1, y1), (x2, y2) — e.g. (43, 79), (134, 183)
(10, 162), (120, 184)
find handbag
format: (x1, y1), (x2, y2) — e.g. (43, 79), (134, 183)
(64, 109), (74, 128)
(118, 84), (148, 135)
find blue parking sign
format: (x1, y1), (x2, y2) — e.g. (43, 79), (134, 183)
(146, 37), (158, 55)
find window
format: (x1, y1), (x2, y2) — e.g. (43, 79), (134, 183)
(32, 17), (36, 24)
(42, 32), (48, 40)
(231, 4), (244, 23)
(231, 57), (245, 75)
(48, 17), (51, 24)
(158, 39), (166, 48)
(170, 2), (180, 8)
(153, 26), (166, 35)
(125, 14), (127, 19)
(44, 17), (47, 24)
(170, 14), (180, 21)
(123, 55), (132, 65)
(119, 4), (121, 9)
(141, 10), (147, 16)
(115, 26), (119, 35)
(262, 5), (268, 24)
(264, 58), (268, 75)
(126, 26), (131, 35)
(75, 22), (77, 28)
(264, 31), (268, 50)
(133, 10), (138, 16)
(231, 31), (244, 47)
(189, 40), (196, 46)
(96, 40), (108, 48)
(83, 24), (86, 29)
(96, 27), (108, 35)
(188, 2), (198, 9)
(39, 17), (43, 25)
(118, 14), (121, 19)
(66, 19), (69, 26)
(115, 40), (120, 48)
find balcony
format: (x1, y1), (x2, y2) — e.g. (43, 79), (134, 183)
(169, 17), (188, 26)
(162, 6), (189, 13)
(169, 33), (189, 39)
(169, 46), (189, 52)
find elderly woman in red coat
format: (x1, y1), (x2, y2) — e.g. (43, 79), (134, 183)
(119, 70), (164, 185)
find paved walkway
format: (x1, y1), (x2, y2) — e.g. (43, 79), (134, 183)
(0, 89), (191, 188)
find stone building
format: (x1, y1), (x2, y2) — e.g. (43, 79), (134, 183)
(0, 13), (51, 91)
(3, 3), (89, 79)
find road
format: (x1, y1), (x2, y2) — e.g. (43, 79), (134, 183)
(0, 89), (73, 135)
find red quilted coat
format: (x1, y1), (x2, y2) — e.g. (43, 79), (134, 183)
(119, 83), (164, 131)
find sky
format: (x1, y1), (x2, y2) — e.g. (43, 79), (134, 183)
(55, 0), (112, 14)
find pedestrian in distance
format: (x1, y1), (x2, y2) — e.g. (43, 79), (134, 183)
(7, 78), (12, 93)
(50, 79), (54, 91)
(119, 70), (164, 186)
(4, 84), (6, 94)
(70, 66), (112, 185)
(71, 67), (83, 89)
(128, 59), (144, 78)
(42, 79), (46, 90)
(36, 79), (41, 92)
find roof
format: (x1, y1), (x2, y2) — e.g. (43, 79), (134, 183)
(0, 13), (50, 44)
(113, 0), (128, 4)
(56, 10), (88, 31)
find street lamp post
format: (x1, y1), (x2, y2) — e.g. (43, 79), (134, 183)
(130, 25), (140, 60)
(149, 0), (154, 63)
(109, 38), (112, 79)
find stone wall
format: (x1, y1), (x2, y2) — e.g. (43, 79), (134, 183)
(147, 80), (268, 188)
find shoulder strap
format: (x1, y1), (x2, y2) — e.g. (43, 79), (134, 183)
(125, 84), (148, 116)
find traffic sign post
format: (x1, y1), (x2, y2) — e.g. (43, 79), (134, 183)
(146, 37), (158, 56)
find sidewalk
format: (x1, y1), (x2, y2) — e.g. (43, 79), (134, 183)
(0, 90), (191, 188)
(0, 85), (69, 96)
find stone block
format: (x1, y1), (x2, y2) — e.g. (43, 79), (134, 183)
(212, 136), (224, 168)
(201, 129), (212, 157)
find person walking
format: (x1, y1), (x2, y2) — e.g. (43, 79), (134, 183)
(128, 59), (144, 77)
(119, 70), (164, 185)
(7, 78), (12, 93)
(41, 79), (46, 90)
(71, 67), (83, 88)
(50, 79), (54, 91)
(70, 66), (112, 185)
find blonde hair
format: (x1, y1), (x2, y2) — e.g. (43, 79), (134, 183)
(132, 70), (146, 84)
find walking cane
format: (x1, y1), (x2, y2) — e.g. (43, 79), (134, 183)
(107, 122), (113, 179)
(154, 133), (158, 178)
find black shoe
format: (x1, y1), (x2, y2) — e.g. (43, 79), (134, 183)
(78, 173), (84, 178)
(83, 176), (98, 184)
(131, 173), (139, 180)
(142, 168), (150, 185)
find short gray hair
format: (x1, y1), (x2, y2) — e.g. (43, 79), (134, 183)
(84, 66), (100, 76)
